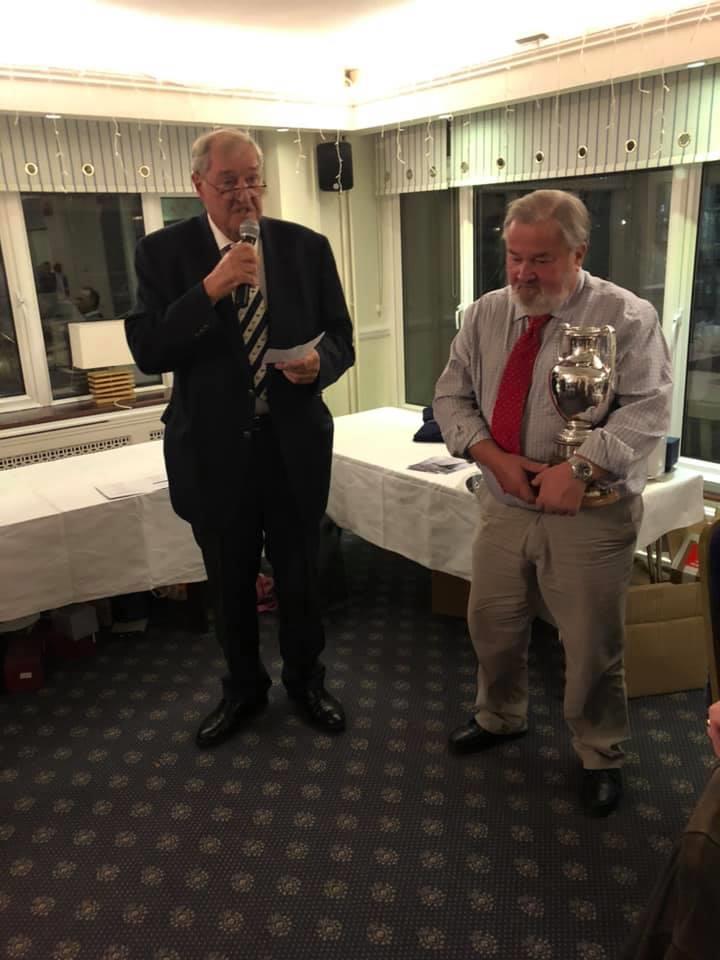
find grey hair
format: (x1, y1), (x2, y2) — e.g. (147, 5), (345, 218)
(503, 189), (590, 250)
(191, 128), (263, 177)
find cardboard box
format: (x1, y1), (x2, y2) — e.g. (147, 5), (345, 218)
(624, 580), (706, 697)
(431, 569), (707, 698)
(431, 570), (470, 619)
(665, 520), (709, 561)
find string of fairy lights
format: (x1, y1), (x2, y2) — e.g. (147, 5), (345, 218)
(378, 4), (714, 190)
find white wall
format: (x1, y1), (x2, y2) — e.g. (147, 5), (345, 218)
(344, 135), (398, 411)
(262, 130), (393, 416)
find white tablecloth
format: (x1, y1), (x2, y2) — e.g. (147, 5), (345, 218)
(0, 407), (707, 623)
(0, 442), (205, 623)
(328, 407), (706, 581)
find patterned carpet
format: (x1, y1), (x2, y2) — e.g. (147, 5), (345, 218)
(0, 533), (716, 960)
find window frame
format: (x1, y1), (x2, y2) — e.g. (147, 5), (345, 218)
(669, 163), (720, 491)
(0, 192), (53, 409)
(0, 190), (199, 412)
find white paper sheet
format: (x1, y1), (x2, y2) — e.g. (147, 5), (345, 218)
(264, 333), (324, 364)
(408, 456), (471, 474)
(95, 476), (167, 500)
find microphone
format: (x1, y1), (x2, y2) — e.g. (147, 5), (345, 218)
(235, 219), (259, 308)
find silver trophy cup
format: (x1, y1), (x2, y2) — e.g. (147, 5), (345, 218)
(550, 323), (617, 505)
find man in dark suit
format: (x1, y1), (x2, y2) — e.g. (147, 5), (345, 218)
(126, 129), (354, 748)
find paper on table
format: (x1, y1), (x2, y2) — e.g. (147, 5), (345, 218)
(408, 456), (472, 475)
(264, 333), (324, 364)
(95, 476), (168, 500)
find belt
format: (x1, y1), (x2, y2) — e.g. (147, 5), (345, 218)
(249, 413), (270, 433)
(241, 411), (270, 440)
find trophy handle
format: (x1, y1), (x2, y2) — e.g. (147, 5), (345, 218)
(559, 322), (573, 357)
(600, 325), (616, 379)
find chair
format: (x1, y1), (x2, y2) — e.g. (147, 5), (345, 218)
(699, 515), (720, 703)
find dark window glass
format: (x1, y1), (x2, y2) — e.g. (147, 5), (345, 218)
(683, 161), (720, 462)
(474, 169), (672, 318)
(161, 196), (203, 226)
(0, 251), (24, 398)
(400, 190), (460, 406)
(22, 193), (160, 399)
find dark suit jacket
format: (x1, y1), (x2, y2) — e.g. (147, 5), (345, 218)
(126, 213), (354, 529)
(620, 765), (720, 960)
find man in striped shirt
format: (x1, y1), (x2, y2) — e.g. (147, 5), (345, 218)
(433, 189), (672, 816)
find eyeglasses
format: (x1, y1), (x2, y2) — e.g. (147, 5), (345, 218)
(203, 177), (267, 197)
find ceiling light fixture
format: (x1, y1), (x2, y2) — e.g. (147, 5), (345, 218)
(687, 60), (706, 69)
(45, 113), (62, 119)
(516, 32), (549, 46)
(276, 128), (289, 132)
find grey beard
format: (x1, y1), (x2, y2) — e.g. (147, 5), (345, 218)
(510, 288), (566, 314)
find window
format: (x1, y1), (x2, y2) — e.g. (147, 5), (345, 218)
(21, 192), (160, 400)
(0, 249), (24, 398)
(400, 190), (460, 406)
(161, 197), (203, 226)
(474, 170), (672, 318)
(683, 161), (720, 463)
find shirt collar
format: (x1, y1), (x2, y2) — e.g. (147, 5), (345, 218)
(206, 214), (261, 252)
(510, 269), (587, 323)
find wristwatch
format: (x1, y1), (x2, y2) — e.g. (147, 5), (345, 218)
(568, 455), (593, 484)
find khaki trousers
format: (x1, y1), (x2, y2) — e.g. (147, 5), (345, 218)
(468, 488), (642, 769)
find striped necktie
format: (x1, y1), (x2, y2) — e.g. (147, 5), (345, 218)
(236, 287), (269, 400)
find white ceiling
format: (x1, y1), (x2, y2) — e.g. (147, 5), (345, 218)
(105, 0), (400, 31)
(1, 0), (712, 106)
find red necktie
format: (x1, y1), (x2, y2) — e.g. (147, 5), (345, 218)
(490, 314), (552, 455)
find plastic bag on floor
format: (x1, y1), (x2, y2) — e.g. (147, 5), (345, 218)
(256, 574), (277, 613)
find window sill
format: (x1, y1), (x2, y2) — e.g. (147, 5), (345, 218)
(0, 389), (170, 437)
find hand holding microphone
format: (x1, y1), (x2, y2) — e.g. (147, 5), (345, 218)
(202, 219), (259, 305)
(234, 219), (259, 308)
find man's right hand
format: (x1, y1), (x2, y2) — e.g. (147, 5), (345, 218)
(203, 243), (259, 305)
(467, 440), (546, 504)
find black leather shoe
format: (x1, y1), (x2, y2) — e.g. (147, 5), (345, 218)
(196, 696), (268, 749)
(449, 717), (527, 754)
(580, 769), (623, 817)
(291, 687), (345, 733)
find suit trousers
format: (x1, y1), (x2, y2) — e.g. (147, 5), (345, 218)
(191, 417), (326, 701)
(468, 487), (642, 769)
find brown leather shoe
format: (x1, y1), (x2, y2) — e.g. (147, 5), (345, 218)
(196, 696), (268, 749)
(449, 717), (527, 754)
(580, 769), (623, 817)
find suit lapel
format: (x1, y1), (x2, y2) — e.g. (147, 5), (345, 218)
(261, 216), (301, 349)
(195, 213), (235, 327)
(259, 216), (277, 345)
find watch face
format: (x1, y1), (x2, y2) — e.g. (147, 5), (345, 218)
(571, 459), (592, 482)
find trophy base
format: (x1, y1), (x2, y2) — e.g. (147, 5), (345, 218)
(581, 486), (620, 509)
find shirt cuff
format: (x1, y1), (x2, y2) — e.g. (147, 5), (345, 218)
(576, 428), (635, 481)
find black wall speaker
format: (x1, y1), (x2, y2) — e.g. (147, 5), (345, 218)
(316, 141), (353, 192)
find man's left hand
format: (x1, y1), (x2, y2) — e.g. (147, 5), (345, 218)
(274, 349), (320, 385)
(531, 462), (586, 515)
